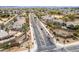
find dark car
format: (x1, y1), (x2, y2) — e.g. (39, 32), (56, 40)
(47, 37), (50, 39)
(34, 17), (37, 19)
(41, 28), (43, 30)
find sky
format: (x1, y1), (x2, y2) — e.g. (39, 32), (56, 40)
(0, 0), (79, 6)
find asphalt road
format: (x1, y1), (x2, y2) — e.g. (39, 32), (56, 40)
(29, 13), (56, 52)
(29, 13), (79, 52)
(64, 45), (79, 52)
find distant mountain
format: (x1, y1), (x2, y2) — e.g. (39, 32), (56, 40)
(0, 6), (79, 8)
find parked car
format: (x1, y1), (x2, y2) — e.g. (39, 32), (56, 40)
(41, 28), (43, 30)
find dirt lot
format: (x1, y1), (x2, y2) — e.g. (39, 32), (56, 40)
(49, 28), (79, 44)
(66, 19), (79, 25)
(4, 30), (34, 52)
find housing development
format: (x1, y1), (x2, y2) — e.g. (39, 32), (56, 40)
(0, 6), (79, 52)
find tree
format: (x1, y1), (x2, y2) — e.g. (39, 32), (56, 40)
(22, 22), (30, 52)
(73, 33), (78, 37)
(5, 28), (9, 35)
(0, 13), (10, 18)
(62, 16), (69, 22)
(56, 38), (59, 41)
(74, 25), (79, 30)
(0, 17), (2, 21)
(67, 14), (75, 21)
(66, 40), (69, 43)
(22, 23), (28, 41)
(62, 14), (75, 22)
(62, 22), (66, 26)
(67, 24), (75, 30)
(1, 23), (4, 30)
(14, 18), (17, 22)
(49, 10), (63, 15)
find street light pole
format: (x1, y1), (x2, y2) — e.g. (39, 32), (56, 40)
(62, 39), (66, 51)
(27, 41), (30, 52)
